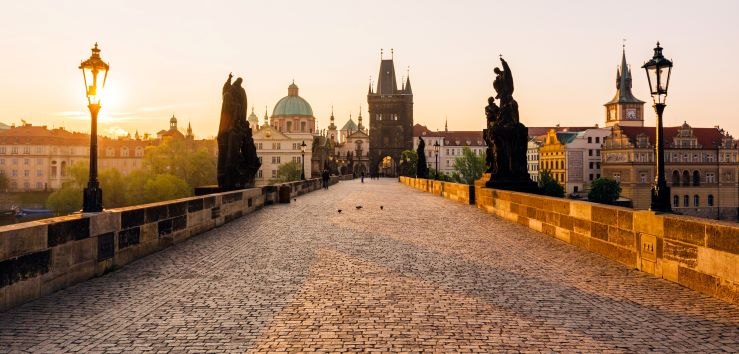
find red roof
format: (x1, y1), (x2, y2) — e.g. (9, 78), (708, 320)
(413, 124), (484, 146)
(618, 125), (724, 148)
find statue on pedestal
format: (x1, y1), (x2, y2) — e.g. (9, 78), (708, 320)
(217, 73), (261, 190)
(416, 136), (428, 178)
(483, 58), (538, 193)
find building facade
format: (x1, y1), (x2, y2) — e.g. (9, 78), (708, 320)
(602, 122), (738, 220)
(412, 124), (485, 176)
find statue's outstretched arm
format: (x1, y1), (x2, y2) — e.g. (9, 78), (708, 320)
(501, 58), (513, 94)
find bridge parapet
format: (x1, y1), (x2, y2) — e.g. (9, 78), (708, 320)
(400, 176), (739, 304)
(0, 176), (349, 312)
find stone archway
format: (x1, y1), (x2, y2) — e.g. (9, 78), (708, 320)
(377, 156), (397, 177)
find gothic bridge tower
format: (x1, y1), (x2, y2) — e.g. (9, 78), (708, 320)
(367, 51), (413, 176)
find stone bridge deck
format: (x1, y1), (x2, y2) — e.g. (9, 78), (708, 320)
(1, 179), (737, 352)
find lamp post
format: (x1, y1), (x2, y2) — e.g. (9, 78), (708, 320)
(433, 140), (440, 180)
(300, 140), (307, 180)
(642, 42), (673, 212)
(80, 43), (109, 213)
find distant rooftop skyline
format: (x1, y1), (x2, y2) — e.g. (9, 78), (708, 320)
(1, 1), (738, 137)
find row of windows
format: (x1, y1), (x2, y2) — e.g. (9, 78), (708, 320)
(4, 181), (45, 190)
(671, 170), (717, 186)
(586, 137), (602, 144)
(673, 194), (715, 207)
(541, 160), (564, 170)
(272, 122), (312, 134)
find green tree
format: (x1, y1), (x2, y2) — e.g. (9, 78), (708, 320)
(452, 147), (486, 185)
(141, 174), (190, 203)
(399, 150), (418, 177)
(99, 168), (127, 208)
(45, 182), (82, 215)
(144, 139), (216, 188)
(273, 161), (302, 183)
(588, 178), (622, 204)
(538, 170), (564, 197)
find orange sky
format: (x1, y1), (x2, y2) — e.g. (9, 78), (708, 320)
(1, 1), (738, 138)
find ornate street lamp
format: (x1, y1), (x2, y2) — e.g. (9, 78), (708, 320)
(642, 42), (673, 212)
(433, 140), (440, 180)
(300, 140), (307, 180)
(79, 43), (109, 213)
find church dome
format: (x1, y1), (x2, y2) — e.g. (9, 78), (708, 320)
(272, 82), (314, 117)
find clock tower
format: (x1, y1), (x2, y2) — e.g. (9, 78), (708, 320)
(604, 47), (645, 127)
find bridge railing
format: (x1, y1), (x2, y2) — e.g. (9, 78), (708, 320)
(400, 176), (739, 304)
(0, 176), (348, 312)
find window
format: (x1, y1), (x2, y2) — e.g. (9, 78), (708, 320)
(672, 170), (680, 186)
(588, 149), (593, 156)
(257, 170), (263, 178)
(682, 170), (690, 186)
(589, 162), (594, 169)
(272, 142), (280, 150)
(706, 172), (715, 183)
(692, 171), (700, 186)
(694, 195), (700, 207)
(673, 195), (679, 207)
(258, 143), (263, 150)
(596, 150), (600, 156)
(596, 162), (600, 169)
(23, 170), (29, 177)
(640, 172), (647, 183)
(301, 122), (306, 132)
(24, 159), (29, 165)
(11, 147), (18, 154)
(271, 156), (281, 164)
(588, 137), (592, 143)
(11, 170), (17, 176)
(36, 170), (43, 177)
(23, 146), (30, 154)
(595, 137), (600, 144)
(683, 195), (689, 207)
(708, 194), (714, 206)
(0, 147), (4, 154)
(589, 173), (594, 181)
(612, 172), (621, 182)
(271, 170), (277, 178)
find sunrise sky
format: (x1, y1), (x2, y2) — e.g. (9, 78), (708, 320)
(1, 0), (738, 138)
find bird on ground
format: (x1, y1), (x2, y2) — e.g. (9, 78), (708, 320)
(293, 198), (297, 202)
(380, 205), (383, 210)
(338, 209), (342, 213)
(356, 205), (362, 210)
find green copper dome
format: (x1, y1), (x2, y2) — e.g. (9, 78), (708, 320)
(272, 82), (314, 117)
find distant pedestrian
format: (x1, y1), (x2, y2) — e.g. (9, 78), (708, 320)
(322, 169), (330, 189)
(361, 171), (365, 183)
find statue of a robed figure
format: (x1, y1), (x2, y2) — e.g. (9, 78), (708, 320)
(482, 58), (537, 192)
(416, 136), (429, 178)
(217, 73), (261, 190)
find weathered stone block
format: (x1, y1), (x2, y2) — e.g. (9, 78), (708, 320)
(47, 217), (90, 247)
(188, 198), (204, 213)
(542, 223), (556, 237)
(678, 266), (738, 304)
(570, 202), (591, 220)
(89, 212), (120, 237)
(592, 205), (616, 226)
(555, 227), (570, 243)
(572, 218), (591, 237)
(617, 210), (633, 231)
(118, 227), (140, 249)
(706, 224), (739, 254)
(528, 219), (543, 232)
(633, 210), (664, 236)
(663, 240), (698, 268)
(558, 215), (573, 231)
(588, 237), (637, 267)
(570, 232), (589, 249)
(145, 205), (168, 224)
(121, 208), (145, 229)
(0, 250), (50, 288)
(608, 227), (636, 249)
(168, 201), (188, 217)
(517, 215), (528, 227)
(664, 217), (705, 246)
(696, 247), (739, 283)
(591, 222), (609, 241)
(97, 232), (114, 261)
(0, 223), (47, 260)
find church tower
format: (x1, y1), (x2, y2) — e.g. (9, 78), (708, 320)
(604, 47), (645, 127)
(367, 50), (413, 176)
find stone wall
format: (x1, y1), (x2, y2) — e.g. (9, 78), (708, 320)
(400, 176), (739, 304)
(400, 177), (474, 205)
(0, 177), (341, 312)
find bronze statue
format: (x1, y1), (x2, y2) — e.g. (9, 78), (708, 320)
(483, 57), (537, 193)
(217, 73), (261, 190)
(416, 136), (428, 178)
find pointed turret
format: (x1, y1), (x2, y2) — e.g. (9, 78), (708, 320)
(444, 117), (448, 132)
(357, 106), (365, 131)
(405, 75), (412, 94)
(186, 122), (193, 139)
(248, 106), (259, 130)
(262, 106), (270, 128)
(328, 106), (337, 131)
(134, 130), (140, 140)
(604, 46), (645, 127)
(376, 59), (398, 94)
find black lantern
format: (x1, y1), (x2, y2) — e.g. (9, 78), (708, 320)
(642, 42), (673, 212)
(433, 140), (440, 180)
(642, 42), (673, 105)
(300, 140), (307, 180)
(79, 43), (109, 213)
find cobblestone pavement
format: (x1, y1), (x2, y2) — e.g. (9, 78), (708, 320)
(1, 179), (738, 353)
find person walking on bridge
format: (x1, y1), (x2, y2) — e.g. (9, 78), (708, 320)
(322, 169), (330, 189)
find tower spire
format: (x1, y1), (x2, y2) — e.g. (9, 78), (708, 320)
(445, 116), (448, 132)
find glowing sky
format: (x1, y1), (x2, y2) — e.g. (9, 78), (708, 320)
(1, 1), (738, 138)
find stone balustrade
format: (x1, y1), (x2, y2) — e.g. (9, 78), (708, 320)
(400, 176), (739, 304)
(0, 176), (347, 312)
